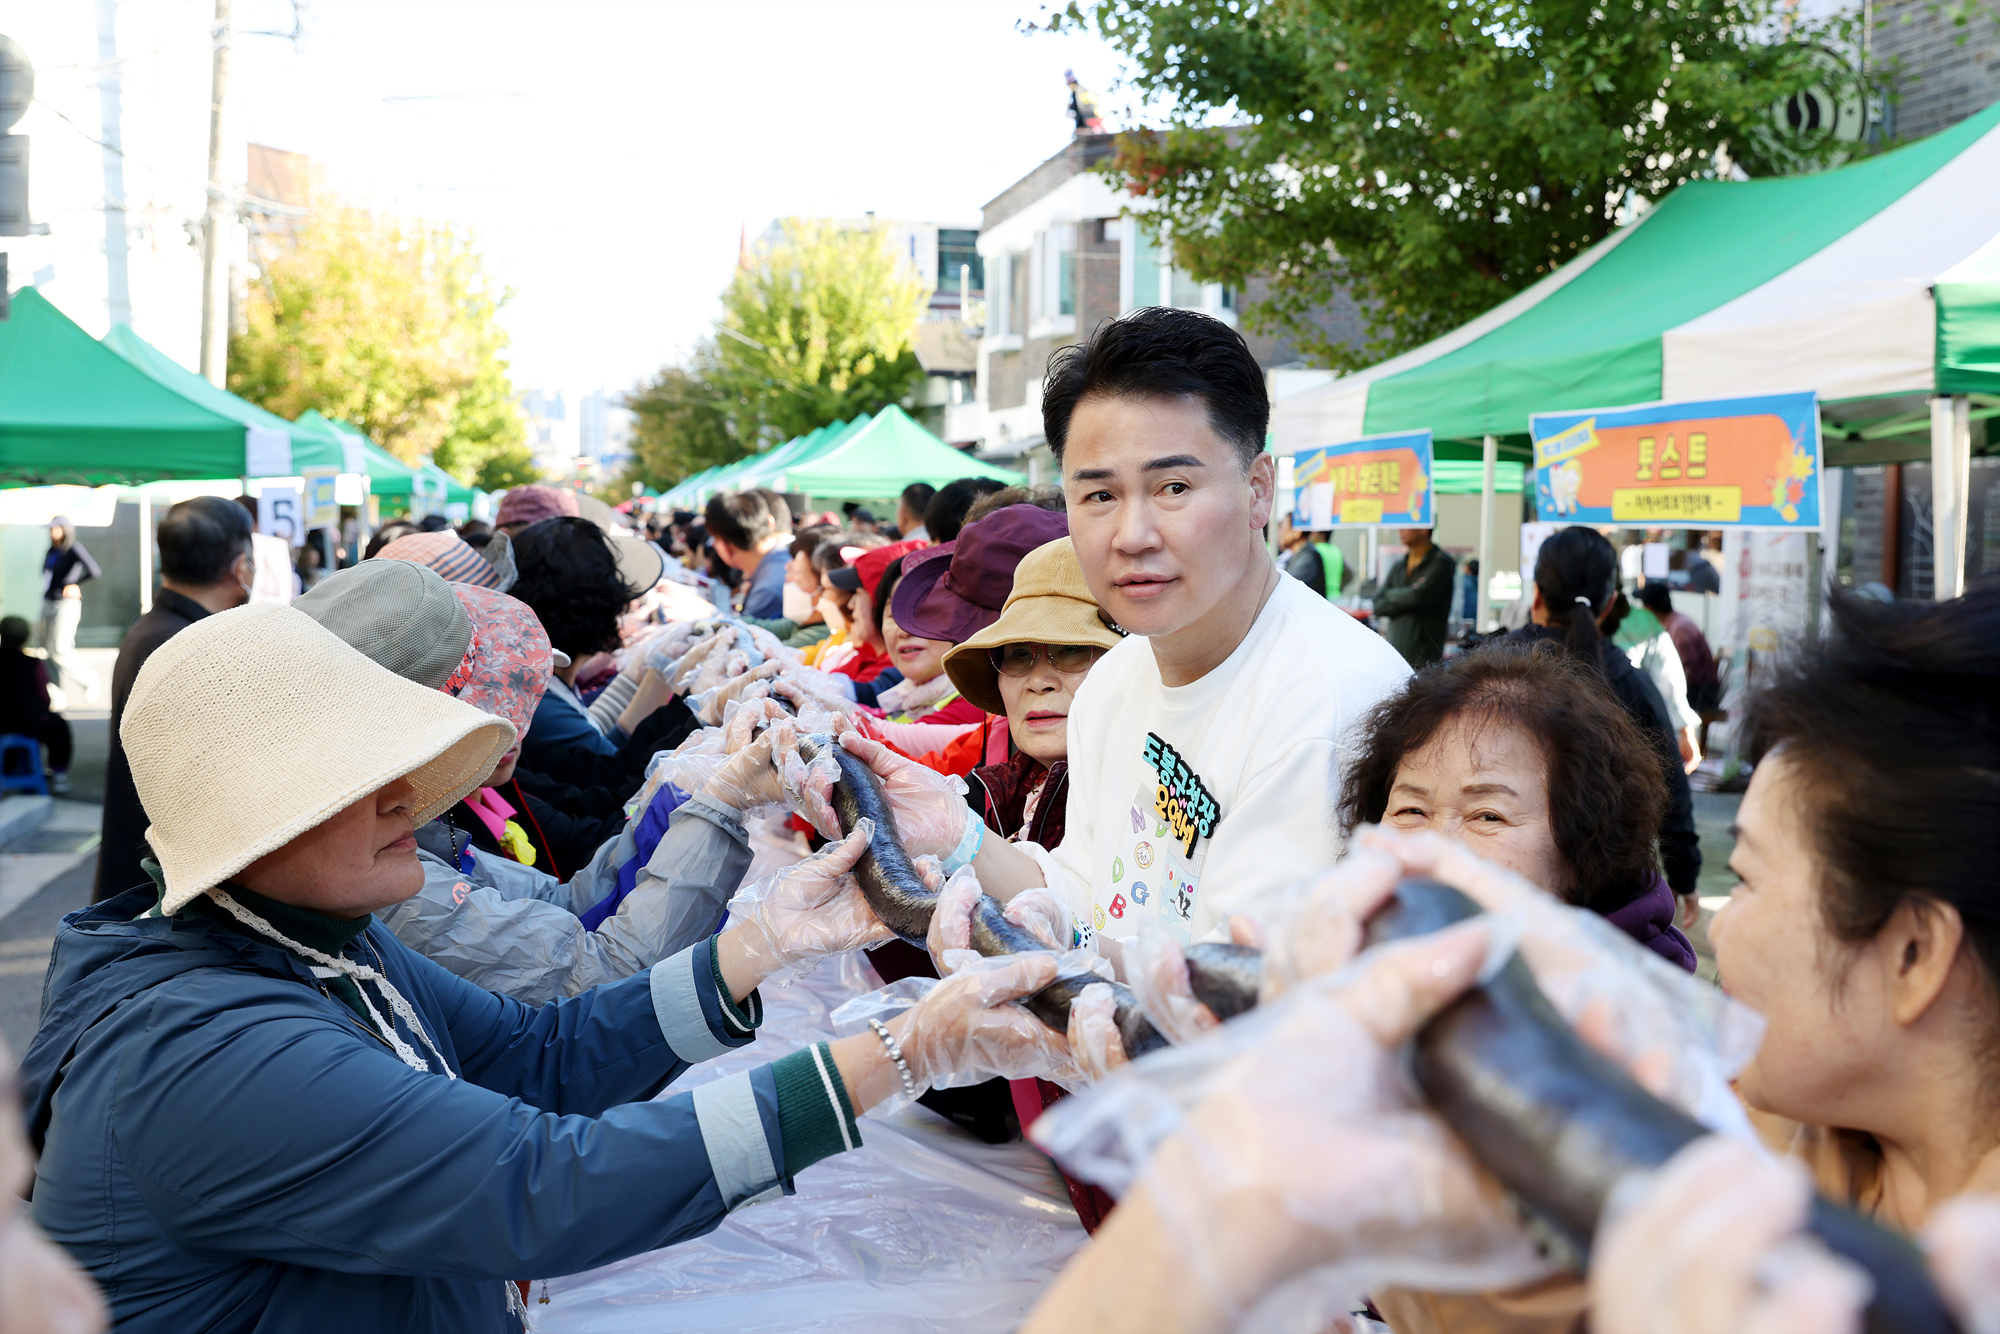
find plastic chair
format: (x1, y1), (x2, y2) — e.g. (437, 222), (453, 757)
(0, 734), (49, 796)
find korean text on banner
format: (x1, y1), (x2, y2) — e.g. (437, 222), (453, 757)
(1289, 429), (1434, 528)
(1528, 391), (1822, 530)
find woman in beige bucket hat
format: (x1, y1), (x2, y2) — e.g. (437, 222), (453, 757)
(19, 603), (1079, 1334)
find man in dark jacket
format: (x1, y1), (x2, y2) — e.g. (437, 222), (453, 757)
(94, 497), (252, 901)
(1372, 526), (1456, 668)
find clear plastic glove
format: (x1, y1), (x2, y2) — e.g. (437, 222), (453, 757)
(895, 951), (1076, 1092)
(687, 647), (749, 699)
(1593, 1136), (1871, 1334)
(701, 719), (803, 815)
(1126, 930), (1226, 1047)
(1350, 827), (1764, 1124)
(1036, 923), (1560, 1332)
(723, 818), (894, 983)
(1255, 842), (1407, 1003)
(692, 659), (782, 726)
(665, 631), (728, 691)
(772, 666), (857, 717)
(794, 730), (969, 855)
(925, 872), (1068, 975)
(1066, 981), (1128, 1085)
(1925, 1195), (2000, 1334)
(722, 695), (790, 754)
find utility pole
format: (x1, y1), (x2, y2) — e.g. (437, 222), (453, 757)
(198, 0), (231, 387)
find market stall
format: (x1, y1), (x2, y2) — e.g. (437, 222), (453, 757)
(1274, 99), (2000, 614)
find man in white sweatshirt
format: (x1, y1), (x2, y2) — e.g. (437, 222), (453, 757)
(844, 307), (1410, 953)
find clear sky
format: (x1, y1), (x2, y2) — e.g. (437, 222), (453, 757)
(228, 0), (1138, 400)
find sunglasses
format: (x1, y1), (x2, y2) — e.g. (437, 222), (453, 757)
(990, 643), (1104, 677)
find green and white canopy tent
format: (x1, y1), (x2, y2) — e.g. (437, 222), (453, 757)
(1273, 101), (2000, 608)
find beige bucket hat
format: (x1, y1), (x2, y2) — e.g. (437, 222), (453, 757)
(122, 604), (516, 913)
(942, 537), (1124, 716)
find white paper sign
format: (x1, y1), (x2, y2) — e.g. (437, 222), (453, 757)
(302, 469), (339, 529)
(1307, 481), (1335, 531)
(258, 484), (305, 545)
(248, 533), (296, 605)
(1642, 542), (1670, 579)
(244, 425), (293, 478)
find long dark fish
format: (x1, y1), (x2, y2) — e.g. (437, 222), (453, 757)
(808, 736), (1169, 1059)
(1365, 877), (1960, 1334)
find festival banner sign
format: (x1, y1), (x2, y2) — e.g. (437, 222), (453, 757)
(1528, 391), (1822, 529)
(1288, 429), (1434, 528)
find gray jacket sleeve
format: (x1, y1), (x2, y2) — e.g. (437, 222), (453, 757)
(380, 792), (754, 1006)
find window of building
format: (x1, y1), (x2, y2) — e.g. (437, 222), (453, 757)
(1131, 221), (1159, 307)
(1170, 265), (1204, 309)
(938, 228), (983, 294)
(1219, 285), (1235, 311)
(1052, 222), (1078, 318)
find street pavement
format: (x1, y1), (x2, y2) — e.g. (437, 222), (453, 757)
(0, 648), (113, 1056)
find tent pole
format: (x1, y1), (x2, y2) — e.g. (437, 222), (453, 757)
(1475, 434), (1498, 632)
(1930, 394), (1971, 600)
(137, 487), (152, 615)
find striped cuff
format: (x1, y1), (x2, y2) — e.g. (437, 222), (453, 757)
(708, 934), (763, 1035)
(649, 938), (761, 1063)
(770, 1041), (862, 1175)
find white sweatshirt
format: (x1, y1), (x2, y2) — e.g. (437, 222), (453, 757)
(1024, 572), (1412, 945)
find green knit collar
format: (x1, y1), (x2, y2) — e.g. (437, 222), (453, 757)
(146, 859), (372, 959)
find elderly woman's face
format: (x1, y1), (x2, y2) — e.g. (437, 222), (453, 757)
(0, 1043), (106, 1334)
(1383, 719), (1566, 897)
(233, 775), (425, 917)
(996, 643), (1102, 766)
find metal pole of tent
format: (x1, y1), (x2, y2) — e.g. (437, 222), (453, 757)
(1475, 434), (1498, 632)
(137, 487), (152, 614)
(1930, 394), (1971, 600)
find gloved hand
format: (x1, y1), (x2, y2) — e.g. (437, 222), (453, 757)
(1593, 1136), (1870, 1334)
(1038, 921), (1559, 1329)
(771, 666), (857, 718)
(702, 718), (801, 814)
(665, 631), (728, 692)
(925, 872), (1069, 975)
(686, 647), (749, 699)
(1925, 1194), (2000, 1334)
(692, 659), (783, 726)
(722, 694), (789, 754)
(785, 731), (969, 854)
(1066, 981), (1128, 1084)
(891, 951), (1076, 1093)
(1124, 919), (1266, 1047)
(722, 819), (894, 981)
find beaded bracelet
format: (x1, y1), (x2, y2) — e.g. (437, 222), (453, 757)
(867, 1018), (918, 1100)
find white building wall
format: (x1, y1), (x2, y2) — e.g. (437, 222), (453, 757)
(4, 2), (214, 368)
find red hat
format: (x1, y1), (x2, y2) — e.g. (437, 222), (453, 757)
(892, 506), (1070, 644)
(495, 484), (579, 529)
(827, 537), (926, 598)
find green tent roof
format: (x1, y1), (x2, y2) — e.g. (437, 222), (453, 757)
(1275, 102), (2000, 460)
(0, 289), (252, 484)
(294, 412), (423, 493)
(99, 323), (331, 476)
(773, 405), (1022, 497)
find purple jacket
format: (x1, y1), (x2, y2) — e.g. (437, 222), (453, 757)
(1603, 874), (1698, 972)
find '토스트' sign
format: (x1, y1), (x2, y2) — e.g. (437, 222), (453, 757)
(1287, 429), (1434, 529)
(1528, 391), (1821, 529)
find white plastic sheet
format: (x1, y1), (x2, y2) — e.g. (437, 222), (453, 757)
(539, 956), (1087, 1333)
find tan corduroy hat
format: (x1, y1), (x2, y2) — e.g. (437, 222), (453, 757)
(943, 537), (1124, 716)
(122, 604), (515, 912)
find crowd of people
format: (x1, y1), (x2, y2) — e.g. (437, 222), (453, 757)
(4, 305), (1998, 1334)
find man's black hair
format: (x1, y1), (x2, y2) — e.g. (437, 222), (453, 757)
(900, 482), (936, 518)
(158, 496), (253, 587)
(510, 516), (643, 659)
(1638, 581), (1675, 616)
(417, 514), (452, 533)
(704, 487), (793, 552)
(923, 477), (1008, 544)
(1042, 307), (1269, 471)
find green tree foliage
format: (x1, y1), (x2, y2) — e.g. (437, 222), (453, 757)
(717, 219), (929, 447)
(623, 219), (932, 490)
(622, 351), (743, 493)
(230, 201), (537, 487)
(1049, 0), (1852, 369)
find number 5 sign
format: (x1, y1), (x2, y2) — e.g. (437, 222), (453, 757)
(258, 484), (304, 545)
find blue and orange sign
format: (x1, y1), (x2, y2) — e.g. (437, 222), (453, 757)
(1529, 392), (1821, 529)
(1289, 430), (1434, 528)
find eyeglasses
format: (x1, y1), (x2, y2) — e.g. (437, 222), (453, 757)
(990, 643), (1103, 677)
